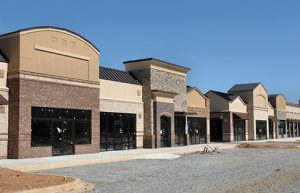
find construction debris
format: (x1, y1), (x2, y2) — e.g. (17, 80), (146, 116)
(201, 144), (221, 154)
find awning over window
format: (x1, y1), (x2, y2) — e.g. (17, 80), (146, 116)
(233, 112), (250, 120)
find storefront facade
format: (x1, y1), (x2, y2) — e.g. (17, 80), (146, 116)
(124, 58), (190, 148)
(0, 27), (100, 158)
(228, 83), (269, 140)
(186, 86), (210, 144)
(206, 90), (248, 142)
(99, 67), (144, 151)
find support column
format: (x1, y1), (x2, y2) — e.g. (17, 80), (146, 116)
(222, 112), (233, 142)
(206, 117), (210, 143)
(245, 119), (249, 141)
(0, 105), (8, 159)
(185, 116), (190, 145)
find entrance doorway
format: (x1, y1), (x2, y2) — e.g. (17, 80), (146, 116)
(100, 112), (136, 151)
(269, 120), (274, 139)
(160, 115), (170, 147)
(210, 119), (223, 142)
(233, 119), (245, 141)
(175, 116), (186, 146)
(52, 121), (74, 156)
(256, 120), (267, 140)
(188, 117), (207, 144)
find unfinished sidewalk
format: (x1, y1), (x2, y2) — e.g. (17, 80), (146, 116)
(0, 137), (299, 172)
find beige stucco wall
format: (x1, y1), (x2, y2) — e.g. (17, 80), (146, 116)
(0, 105), (8, 158)
(187, 90), (206, 108)
(229, 97), (247, 113)
(125, 61), (188, 77)
(253, 84), (268, 108)
(100, 79), (142, 102)
(0, 61), (8, 87)
(286, 104), (300, 120)
(276, 95), (286, 110)
(0, 34), (20, 71)
(100, 79), (143, 148)
(268, 102), (275, 116)
(0, 28), (99, 84)
(206, 92), (229, 112)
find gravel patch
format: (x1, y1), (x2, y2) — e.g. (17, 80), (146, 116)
(38, 148), (300, 193)
(133, 153), (180, 160)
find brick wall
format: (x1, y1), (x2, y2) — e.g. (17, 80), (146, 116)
(154, 101), (175, 148)
(8, 76), (100, 159)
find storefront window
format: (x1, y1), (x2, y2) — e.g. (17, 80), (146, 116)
(31, 107), (91, 151)
(100, 112), (136, 151)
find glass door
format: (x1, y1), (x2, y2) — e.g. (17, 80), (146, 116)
(160, 116), (170, 148)
(52, 120), (74, 156)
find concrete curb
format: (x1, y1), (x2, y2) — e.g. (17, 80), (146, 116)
(16, 177), (95, 193)
(12, 156), (133, 172)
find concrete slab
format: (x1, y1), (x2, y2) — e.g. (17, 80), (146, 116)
(0, 137), (299, 172)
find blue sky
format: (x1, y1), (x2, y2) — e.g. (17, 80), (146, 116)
(1, 0), (300, 103)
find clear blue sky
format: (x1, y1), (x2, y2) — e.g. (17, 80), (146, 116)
(1, 0), (300, 103)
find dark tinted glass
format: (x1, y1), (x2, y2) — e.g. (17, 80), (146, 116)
(31, 119), (52, 146)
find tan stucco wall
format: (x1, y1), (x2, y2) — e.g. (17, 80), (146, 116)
(229, 97), (247, 113)
(0, 34), (20, 71)
(276, 95), (286, 110)
(125, 61), (188, 77)
(0, 62), (8, 87)
(253, 84), (268, 108)
(286, 104), (300, 120)
(187, 90), (206, 108)
(268, 102), (275, 116)
(206, 92), (229, 112)
(100, 79), (142, 103)
(0, 28), (99, 84)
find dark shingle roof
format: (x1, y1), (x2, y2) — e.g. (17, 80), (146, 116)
(228, 83), (261, 92)
(186, 86), (194, 92)
(208, 90), (234, 101)
(0, 50), (8, 63)
(99, 66), (141, 85)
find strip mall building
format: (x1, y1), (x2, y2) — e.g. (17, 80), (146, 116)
(0, 27), (299, 159)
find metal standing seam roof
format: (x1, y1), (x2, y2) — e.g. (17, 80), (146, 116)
(99, 66), (141, 85)
(228, 83), (261, 92)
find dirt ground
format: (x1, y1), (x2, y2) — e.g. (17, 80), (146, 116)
(0, 167), (74, 193)
(238, 142), (300, 150)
